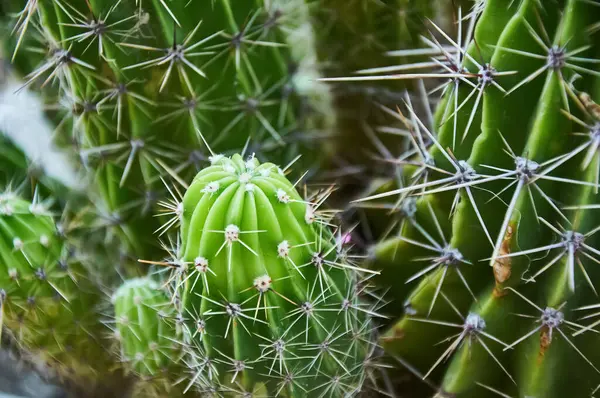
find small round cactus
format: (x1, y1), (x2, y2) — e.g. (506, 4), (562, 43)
(172, 154), (377, 396)
(112, 277), (185, 396)
(0, 192), (112, 384)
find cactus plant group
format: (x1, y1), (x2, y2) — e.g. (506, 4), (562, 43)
(2, 0), (600, 397)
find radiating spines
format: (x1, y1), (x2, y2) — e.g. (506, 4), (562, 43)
(112, 277), (186, 394)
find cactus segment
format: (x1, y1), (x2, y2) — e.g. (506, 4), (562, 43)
(172, 154), (375, 396)
(360, 0), (600, 396)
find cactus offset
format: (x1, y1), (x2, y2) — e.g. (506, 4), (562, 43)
(356, 0), (600, 397)
(112, 277), (186, 396)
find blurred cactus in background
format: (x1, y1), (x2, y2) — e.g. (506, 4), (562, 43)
(0, 193), (124, 396)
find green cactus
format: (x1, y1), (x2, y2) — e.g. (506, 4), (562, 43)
(2, 0), (334, 271)
(112, 277), (187, 396)
(8, 0), (600, 397)
(0, 193), (117, 389)
(146, 153), (377, 396)
(353, 0), (600, 396)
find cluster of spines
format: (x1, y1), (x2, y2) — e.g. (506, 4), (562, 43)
(330, 0), (600, 397)
(3, 0), (334, 273)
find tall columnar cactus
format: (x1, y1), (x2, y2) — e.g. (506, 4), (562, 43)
(0, 193), (115, 388)
(2, 0), (334, 270)
(129, 153), (377, 396)
(355, 0), (600, 396)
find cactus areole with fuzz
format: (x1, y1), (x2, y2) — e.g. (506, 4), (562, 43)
(178, 154), (373, 396)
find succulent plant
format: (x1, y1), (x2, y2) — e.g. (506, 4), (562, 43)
(8, 0), (600, 397)
(352, 0), (600, 396)
(2, 0), (335, 272)
(0, 193), (115, 389)
(131, 153), (378, 396)
(112, 277), (186, 396)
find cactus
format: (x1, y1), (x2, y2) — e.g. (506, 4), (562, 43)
(126, 153), (379, 396)
(7, 0), (600, 397)
(352, 0), (600, 397)
(2, 0), (335, 271)
(0, 193), (117, 390)
(112, 277), (186, 396)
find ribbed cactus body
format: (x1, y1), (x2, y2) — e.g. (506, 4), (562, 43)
(3, 0), (334, 270)
(362, 0), (600, 396)
(177, 154), (372, 396)
(0, 193), (111, 382)
(112, 277), (185, 395)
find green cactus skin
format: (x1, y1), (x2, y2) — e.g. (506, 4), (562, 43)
(356, 0), (600, 397)
(167, 153), (376, 396)
(112, 277), (187, 397)
(0, 193), (115, 387)
(2, 0), (334, 271)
